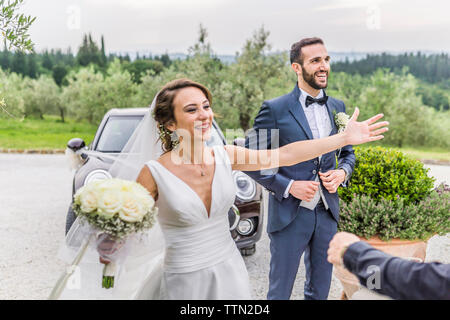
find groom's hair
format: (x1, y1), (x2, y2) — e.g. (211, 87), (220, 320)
(290, 37), (324, 65)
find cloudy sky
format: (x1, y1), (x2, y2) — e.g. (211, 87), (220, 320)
(22, 0), (450, 55)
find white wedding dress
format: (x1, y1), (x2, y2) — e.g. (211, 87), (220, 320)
(59, 145), (251, 300)
(138, 145), (251, 299)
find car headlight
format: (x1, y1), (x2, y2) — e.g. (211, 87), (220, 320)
(84, 169), (112, 186)
(228, 205), (240, 231)
(232, 171), (256, 201)
(237, 218), (255, 236)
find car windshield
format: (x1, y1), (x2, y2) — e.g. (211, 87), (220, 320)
(95, 115), (143, 152)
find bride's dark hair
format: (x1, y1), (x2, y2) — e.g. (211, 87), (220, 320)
(153, 78), (213, 152)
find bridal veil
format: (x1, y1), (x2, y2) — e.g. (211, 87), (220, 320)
(57, 95), (166, 299)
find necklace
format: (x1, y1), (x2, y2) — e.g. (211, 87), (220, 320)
(177, 157), (206, 176)
(176, 145), (207, 176)
(198, 163), (206, 176)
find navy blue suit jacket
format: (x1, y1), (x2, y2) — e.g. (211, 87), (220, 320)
(244, 84), (355, 233)
(344, 241), (450, 300)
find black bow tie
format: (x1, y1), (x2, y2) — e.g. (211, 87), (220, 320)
(305, 94), (328, 107)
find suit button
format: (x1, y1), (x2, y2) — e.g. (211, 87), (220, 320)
(312, 170), (317, 174)
(314, 160), (318, 165)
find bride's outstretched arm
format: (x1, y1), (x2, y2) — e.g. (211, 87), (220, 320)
(226, 108), (389, 172)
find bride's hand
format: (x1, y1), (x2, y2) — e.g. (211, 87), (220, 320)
(344, 107), (389, 145)
(96, 234), (124, 264)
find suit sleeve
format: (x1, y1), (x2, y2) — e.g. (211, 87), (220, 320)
(244, 101), (292, 202)
(343, 241), (450, 300)
(336, 102), (355, 187)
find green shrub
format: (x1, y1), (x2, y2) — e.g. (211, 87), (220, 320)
(338, 184), (450, 241)
(338, 146), (435, 205)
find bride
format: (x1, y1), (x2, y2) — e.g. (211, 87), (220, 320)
(58, 78), (388, 300)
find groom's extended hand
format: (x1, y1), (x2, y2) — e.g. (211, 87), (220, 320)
(289, 180), (320, 202)
(319, 169), (346, 194)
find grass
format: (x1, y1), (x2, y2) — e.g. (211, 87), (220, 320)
(389, 146), (450, 163)
(1, 117), (449, 164)
(358, 143), (450, 163)
(0, 115), (98, 150)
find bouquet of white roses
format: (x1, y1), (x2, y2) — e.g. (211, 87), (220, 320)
(72, 178), (158, 289)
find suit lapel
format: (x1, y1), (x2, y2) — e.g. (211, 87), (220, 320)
(288, 84), (313, 140)
(325, 95), (338, 135)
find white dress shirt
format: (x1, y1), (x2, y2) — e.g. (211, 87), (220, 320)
(283, 88), (334, 209)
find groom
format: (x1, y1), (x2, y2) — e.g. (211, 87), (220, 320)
(244, 37), (355, 300)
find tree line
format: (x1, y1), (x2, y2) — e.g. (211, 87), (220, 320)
(0, 33), (172, 86)
(332, 52), (450, 84)
(2, 32), (448, 112)
(0, 26), (448, 150)
(332, 52), (450, 111)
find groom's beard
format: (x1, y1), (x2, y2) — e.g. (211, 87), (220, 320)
(301, 67), (328, 90)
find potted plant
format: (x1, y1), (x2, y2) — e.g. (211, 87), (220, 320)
(334, 146), (450, 299)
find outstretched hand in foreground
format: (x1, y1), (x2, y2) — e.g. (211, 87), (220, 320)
(344, 108), (389, 145)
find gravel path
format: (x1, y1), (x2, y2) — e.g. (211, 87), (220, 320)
(0, 154), (70, 299)
(0, 154), (448, 300)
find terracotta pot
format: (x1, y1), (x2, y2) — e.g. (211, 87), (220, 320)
(333, 236), (428, 299)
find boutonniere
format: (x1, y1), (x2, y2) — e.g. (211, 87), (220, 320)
(333, 110), (351, 158)
(333, 110), (350, 133)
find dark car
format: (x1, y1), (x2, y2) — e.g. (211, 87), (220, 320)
(66, 108), (264, 256)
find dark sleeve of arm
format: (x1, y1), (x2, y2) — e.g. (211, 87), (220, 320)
(244, 101), (292, 202)
(343, 241), (450, 300)
(337, 145), (355, 187)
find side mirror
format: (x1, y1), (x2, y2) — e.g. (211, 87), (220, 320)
(66, 138), (87, 170)
(233, 137), (245, 147)
(67, 138), (86, 152)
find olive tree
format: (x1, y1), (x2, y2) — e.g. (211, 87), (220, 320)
(358, 69), (433, 148)
(0, 68), (25, 117)
(63, 60), (139, 124)
(0, 0), (35, 51)
(217, 26), (287, 131)
(136, 24), (225, 109)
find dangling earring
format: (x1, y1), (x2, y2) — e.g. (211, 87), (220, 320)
(170, 130), (180, 149)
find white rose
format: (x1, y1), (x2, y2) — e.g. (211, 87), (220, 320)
(73, 185), (85, 205)
(108, 179), (136, 194)
(97, 190), (122, 218)
(97, 179), (120, 192)
(131, 184), (154, 208)
(119, 193), (146, 222)
(79, 188), (99, 213)
(136, 194), (154, 213)
(120, 180), (135, 192)
(131, 182), (147, 193)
